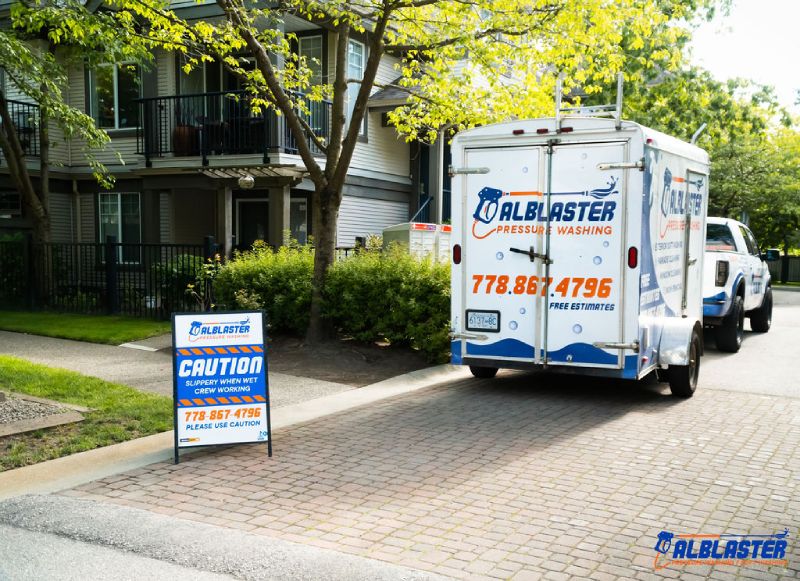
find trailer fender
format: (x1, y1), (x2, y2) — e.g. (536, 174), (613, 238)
(657, 318), (703, 367)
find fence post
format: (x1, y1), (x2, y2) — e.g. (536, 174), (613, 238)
(781, 253), (789, 284)
(203, 235), (216, 313)
(105, 235), (119, 314)
(23, 232), (35, 309)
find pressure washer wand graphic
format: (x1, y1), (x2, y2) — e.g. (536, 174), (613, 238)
(654, 531), (674, 554)
(473, 187), (503, 224)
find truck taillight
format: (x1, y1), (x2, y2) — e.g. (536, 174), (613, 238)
(715, 260), (729, 286)
(453, 244), (462, 264)
(627, 246), (638, 268)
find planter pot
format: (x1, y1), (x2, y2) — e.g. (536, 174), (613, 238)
(172, 125), (199, 156)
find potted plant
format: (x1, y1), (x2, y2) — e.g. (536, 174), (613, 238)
(171, 102), (199, 156)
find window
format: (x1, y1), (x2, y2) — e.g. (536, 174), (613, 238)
(89, 64), (141, 129)
(99, 193), (141, 263)
(705, 223), (736, 252)
(739, 225), (760, 256)
(347, 39), (366, 137)
(290, 197), (308, 245)
(0, 187), (21, 216)
(299, 36), (323, 86)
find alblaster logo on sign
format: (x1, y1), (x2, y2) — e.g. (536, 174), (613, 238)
(188, 317), (251, 342)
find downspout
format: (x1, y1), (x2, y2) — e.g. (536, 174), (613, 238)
(72, 178), (81, 242)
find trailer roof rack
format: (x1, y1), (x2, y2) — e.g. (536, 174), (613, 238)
(555, 72), (623, 131)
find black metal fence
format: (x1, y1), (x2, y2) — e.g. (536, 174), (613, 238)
(0, 236), (215, 319)
(137, 90), (331, 166)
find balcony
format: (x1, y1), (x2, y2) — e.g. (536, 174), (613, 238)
(136, 90), (331, 167)
(2, 100), (40, 157)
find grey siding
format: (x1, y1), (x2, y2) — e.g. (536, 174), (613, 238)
(337, 195), (408, 247)
(79, 192), (95, 242)
(49, 192), (73, 242)
(160, 191), (173, 243)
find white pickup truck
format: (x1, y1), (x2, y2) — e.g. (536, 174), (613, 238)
(703, 217), (780, 352)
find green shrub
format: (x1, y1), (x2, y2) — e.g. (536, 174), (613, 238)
(151, 254), (204, 312)
(322, 247), (450, 361)
(214, 242), (314, 334)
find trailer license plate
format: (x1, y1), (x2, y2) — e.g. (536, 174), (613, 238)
(466, 310), (500, 332)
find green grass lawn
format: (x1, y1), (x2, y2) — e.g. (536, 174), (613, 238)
(0, 311), (171, 344)
(0, 355), (173, 470)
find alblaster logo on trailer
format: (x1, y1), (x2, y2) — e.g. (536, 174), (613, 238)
(657, 167), (705, 239)
(188, 317), (251, 342)
(471, 177), (619, 239)
(653, 528), (789, 570)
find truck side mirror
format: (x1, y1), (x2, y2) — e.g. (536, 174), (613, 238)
(763, 249), (781, 262)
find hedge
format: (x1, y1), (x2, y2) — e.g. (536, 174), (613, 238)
(213, 242), (314, 334)
(213, 244), (450, 361)
(323, 247), (450, 361)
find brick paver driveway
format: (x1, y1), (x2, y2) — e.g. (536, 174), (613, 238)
(65, 373), (799, 580)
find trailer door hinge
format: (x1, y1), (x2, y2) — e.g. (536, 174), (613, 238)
(451, 331), (489, 341)
(593, 341), (639, 352)
(449, 166), (490, 177)
(597, 159), (644, 171)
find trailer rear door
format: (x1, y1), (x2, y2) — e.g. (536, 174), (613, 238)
(461, 146), (544, 363)
(542, 142), (627, 368)
(459, 141), (627, 368)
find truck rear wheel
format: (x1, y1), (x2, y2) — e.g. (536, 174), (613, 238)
(470, 366), (498, 379)
(715, 295), (744, 353)
(667, 331), (700, 397)
(750, 287), (772, 333)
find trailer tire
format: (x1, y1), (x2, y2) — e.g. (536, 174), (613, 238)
(715, 295), (744, 353)
(469, 366), (498, 379)
(749, 287), (772, 333)
(667, 331), (700, 397)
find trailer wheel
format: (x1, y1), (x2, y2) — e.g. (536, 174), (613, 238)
(667, 331), (700, 397)
(715, 295), (744, 353)
(749, 287), (772, 333)
(469, 366), (498, 379)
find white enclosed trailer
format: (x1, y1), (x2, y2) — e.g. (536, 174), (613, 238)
(449, 116), (710, 396)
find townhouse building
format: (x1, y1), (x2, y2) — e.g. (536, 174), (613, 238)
(0, 1), (447, 254)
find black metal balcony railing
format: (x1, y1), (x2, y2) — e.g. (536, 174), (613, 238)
(136, 90), (330, 166)
(2, 100), (40, 157)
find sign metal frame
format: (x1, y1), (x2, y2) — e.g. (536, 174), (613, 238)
(172, 310), (272, 464)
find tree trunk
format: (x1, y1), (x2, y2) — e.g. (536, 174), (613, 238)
(36, 103), (52, 245)
(0, 89), (50, 244)
(306, 184), (341, 343)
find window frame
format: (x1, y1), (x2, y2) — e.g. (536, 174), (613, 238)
(97, 192), (142, 264)
(739, 225), (760, 256)
(346, 38), (368, 141)
(298, 34), (325, 87)
(88, 63), (142, 131)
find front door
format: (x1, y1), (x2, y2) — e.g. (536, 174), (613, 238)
(236, 199), (269, 250)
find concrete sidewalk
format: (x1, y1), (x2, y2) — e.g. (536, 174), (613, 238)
(0, 330), (355, 408)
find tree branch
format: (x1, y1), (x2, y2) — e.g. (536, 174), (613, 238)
(216, 0), (322, 177)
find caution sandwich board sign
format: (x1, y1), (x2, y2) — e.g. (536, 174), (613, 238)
(172, 311), (272, 463)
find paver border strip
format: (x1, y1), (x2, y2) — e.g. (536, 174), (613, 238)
(0, 364), (469, 500)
